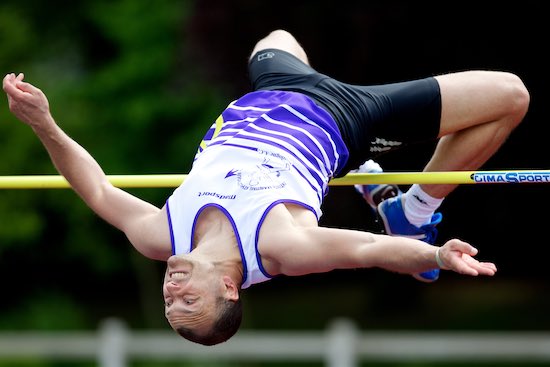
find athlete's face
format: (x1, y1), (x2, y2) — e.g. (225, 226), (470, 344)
(163, 255), (223, 336)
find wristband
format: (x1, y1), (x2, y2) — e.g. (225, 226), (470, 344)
(435, 247), (446, 269)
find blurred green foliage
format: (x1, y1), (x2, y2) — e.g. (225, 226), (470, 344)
(0, 0), (226, 332)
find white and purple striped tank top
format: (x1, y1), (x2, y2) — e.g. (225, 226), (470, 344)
(166, 90), (348, 288)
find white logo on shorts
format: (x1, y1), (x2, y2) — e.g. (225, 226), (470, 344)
(370, 137), (402, 153)
(258, 52), (275, 61)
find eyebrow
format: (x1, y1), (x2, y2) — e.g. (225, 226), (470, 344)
(165, 304), (194, 318)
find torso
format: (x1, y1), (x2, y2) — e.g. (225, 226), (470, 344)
(166, 90), (348, 288)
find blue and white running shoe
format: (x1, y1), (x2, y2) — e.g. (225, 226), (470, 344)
(353, 160), (401, 211)
(378, 195), (443, 283)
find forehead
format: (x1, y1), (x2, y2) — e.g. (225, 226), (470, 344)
(166, 300), (217, 332)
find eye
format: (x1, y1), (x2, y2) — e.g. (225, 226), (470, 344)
(184, 298), (195, 305)
(164, 299), (173, 307)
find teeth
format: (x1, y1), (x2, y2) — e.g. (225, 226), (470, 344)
(171, 272), (186, 279)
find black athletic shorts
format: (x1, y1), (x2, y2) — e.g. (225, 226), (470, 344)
(248, 48), (442, 175)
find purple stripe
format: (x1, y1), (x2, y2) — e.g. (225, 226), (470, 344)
(221, 108), (338, 173)
(242, 125), (328, 176)
(291, 164), (324, 202)
(219, 120), (255, 133)
(214, 127), (325, 176)
(217, 90), (349, 175)
(209, 134), (325, 190)
(165, 199), (177, 255)
(202, 127), (215, 141)
(263, 107), (337, 167)
(219, 142), (259, 151)
(220, 105), (342, 176)
(222, 108), (265, 122)
(246, 122), (330, 176)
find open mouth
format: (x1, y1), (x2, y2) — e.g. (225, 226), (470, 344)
(170, 271), (188, 279)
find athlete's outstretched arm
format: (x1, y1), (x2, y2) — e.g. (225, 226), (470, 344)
(260, 205), (496, 277)
(3, 73), (171, 260)
(276, 227), (496, 277)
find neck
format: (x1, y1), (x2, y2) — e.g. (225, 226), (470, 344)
(192, 206), (244, 285)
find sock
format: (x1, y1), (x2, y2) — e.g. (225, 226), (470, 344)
(403, 184), (444, 227)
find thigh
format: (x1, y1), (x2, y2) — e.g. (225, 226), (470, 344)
(435, 70), (524, 136)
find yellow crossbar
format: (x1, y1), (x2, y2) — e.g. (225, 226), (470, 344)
(0, 170), (549, 189)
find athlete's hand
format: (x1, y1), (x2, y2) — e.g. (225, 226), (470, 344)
(3, 73), (52, 128)
(437, 239), (497, 276)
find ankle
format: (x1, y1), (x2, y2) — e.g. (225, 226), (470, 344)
(403, 185), (443, 227)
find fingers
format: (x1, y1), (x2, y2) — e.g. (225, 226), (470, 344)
(449, 257), (480, 276)
(467, 262), (496, 276)
(441, 239), (497, 277)
(3, 72), (25, 87)
(4, 72), (24, 80)
(480, 261), (497, 272)
(3, 73), (22, 84)
(3, 73), (21, 95)
(3, 73), (50, 125)
(464, 255), (497, 274)
(15, 80), (36, 94)
(3, 72), (37, 98)
(3, 73), (15, 92)
(464, 255), (497, 270)
(450, 254), (497, 277)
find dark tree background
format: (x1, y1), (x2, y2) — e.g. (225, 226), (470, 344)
(0, 0), (548, 355)
(186, 0), (550, 332)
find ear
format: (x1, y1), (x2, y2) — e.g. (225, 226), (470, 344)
(222, 275), (239, 301)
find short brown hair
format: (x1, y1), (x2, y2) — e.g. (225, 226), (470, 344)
(176, 296), (242, 346)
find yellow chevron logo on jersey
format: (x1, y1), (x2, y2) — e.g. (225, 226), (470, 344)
(198, 114), (224, 153)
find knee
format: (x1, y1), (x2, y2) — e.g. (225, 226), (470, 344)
(266, 29), (296, 42)
(250, 29), (309, 64)
(259, 29), (298, 47)
(501, 72), (530, 129)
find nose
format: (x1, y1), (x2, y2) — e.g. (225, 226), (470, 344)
(165, 280), (181, 293)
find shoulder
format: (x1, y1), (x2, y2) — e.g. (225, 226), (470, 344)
(260, 203), (318, 242)
(257, 203), (317, 274)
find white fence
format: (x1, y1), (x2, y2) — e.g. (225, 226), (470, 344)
(0, 318), (549, 367)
